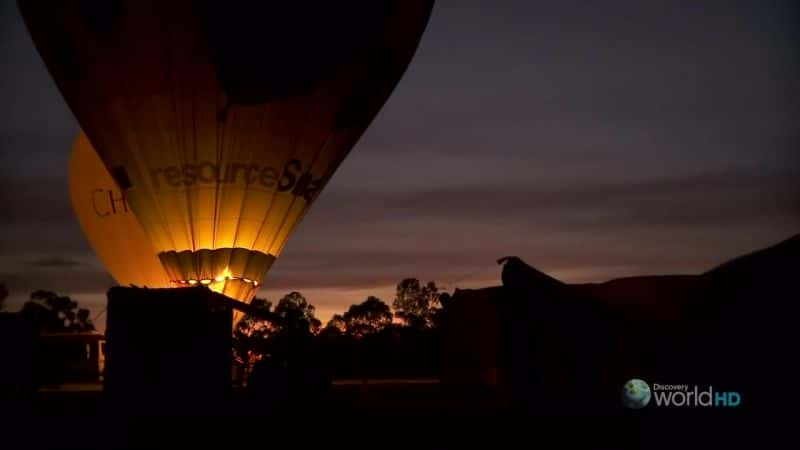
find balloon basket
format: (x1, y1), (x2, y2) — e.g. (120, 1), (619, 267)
(103, 286), (232, 414)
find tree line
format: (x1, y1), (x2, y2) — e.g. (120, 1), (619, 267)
(0, 284), (95, 333)
(0, 277), (450, 383)
(233, 278), (451, 383)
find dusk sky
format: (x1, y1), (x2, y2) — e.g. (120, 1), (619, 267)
(1, 0), (798, 329)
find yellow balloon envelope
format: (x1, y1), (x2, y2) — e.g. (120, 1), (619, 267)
(70, 132), (171, 288)
(22, 1), (433, 304)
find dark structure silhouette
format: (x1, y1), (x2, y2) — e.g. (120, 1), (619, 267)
(1, 290), (102, 397)
(440, 234), (798, 414)
(0, 312), (36, 399)
(103, 286), (233, 414)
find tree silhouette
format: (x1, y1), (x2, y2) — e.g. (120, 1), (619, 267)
(273, 291), (321, 336)
(245, 292), (330, 403)
(343, 296), (392, 337)
(392, 278), (443, 328)
(232, 297), (276, 377)
(233, 292), (326, 388)
(321, 314), (347, 336)
(20, 290), (94, 332)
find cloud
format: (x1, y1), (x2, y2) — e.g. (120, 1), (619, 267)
(259, 166), (800, 292)
(0, 179), (74, 224)
(27, 256), (83, 267)
(0, 265), (114, 309)
(307, 167), (800, 232)
(0, 131), (75, 178)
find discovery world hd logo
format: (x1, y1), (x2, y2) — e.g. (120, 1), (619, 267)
(622, 379), (741, 410)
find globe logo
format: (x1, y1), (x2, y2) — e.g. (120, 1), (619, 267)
(622, 378), (651, 409)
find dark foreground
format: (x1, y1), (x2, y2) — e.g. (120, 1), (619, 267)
(2, 381), (757, 450)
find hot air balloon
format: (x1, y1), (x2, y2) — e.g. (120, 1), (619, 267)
(21, 1), (433, 305)
(70, 132), (171, 288)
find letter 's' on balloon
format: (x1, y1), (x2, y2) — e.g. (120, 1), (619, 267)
(21, 1), (433, 303)
(70, 132), (171, 288)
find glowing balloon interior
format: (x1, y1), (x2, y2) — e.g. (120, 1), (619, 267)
(21, 0), (433, 304)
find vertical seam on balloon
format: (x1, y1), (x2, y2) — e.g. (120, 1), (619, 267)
(220, 106), (250, 253)
(166, 24), (196, 255)
(189, 72), (200, 250)
(229, 103), (267, 251)
(157, 12), (192, 268)
(170, 5), (190, 256)
(212, 95), (226, 250)
(179, 31), (197, 253)
(221, 107), (243, 250)
(216, 109), (236, 251)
